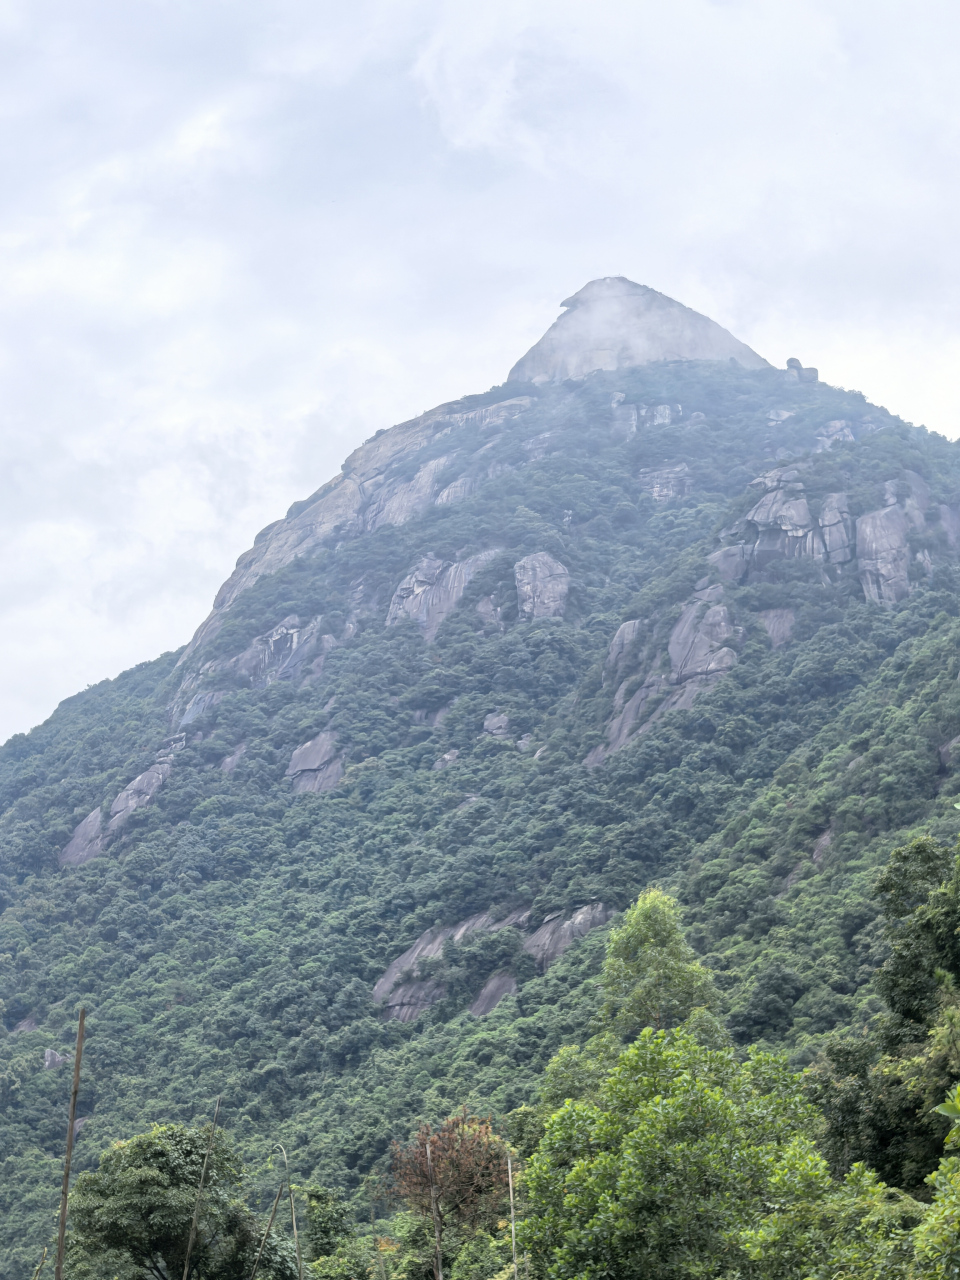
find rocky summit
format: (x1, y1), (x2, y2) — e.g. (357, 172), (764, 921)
(4, 278), (960, 1272)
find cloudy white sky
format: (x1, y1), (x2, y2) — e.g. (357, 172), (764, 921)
(2, 0), (959, 741)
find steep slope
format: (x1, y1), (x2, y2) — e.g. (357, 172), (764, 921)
(3, 280), (960, 1270)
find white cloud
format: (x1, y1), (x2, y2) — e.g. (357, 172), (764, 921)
(0, 0), (959, 740)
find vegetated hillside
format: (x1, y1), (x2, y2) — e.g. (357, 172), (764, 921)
(4, 354), (960, 1270)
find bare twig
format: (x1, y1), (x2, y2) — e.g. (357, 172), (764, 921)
(249, 1183), (284, 1280)
(55, 1008), (86, 1280)
(31, 1246), (47, 1280)
(181, 1096), (221, 1280)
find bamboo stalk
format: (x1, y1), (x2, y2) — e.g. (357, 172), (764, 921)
(425, 1140), (443, 1280)
(249, 1183), (284, 1280)
(275, 1145), (302, 1280)
(507, 1155), (518, 1280)
(181, 1097), (221, 1280)
(54, 1008), (86, 1280)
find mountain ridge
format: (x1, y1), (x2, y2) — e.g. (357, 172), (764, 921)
(4, 281), (960, 1272)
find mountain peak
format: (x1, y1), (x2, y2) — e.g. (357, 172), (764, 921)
(508, 276), (769, 383)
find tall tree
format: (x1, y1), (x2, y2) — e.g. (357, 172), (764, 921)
(599, 888), (719, 1038)
(68, 1123), (297, 1280)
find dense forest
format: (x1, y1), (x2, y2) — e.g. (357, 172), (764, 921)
(6, 350), (960, 1274)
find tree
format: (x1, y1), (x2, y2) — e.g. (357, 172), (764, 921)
(520, 1028), (820, 1280)
(68, 1123), (298, 1280)
(599, 888), (719, 1038)
(391, 1111), (510, 1280)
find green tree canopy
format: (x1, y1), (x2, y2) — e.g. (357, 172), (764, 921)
(69, 1122), (297, 1280)
(519, 1028), (819, 1280)
(599, 888), (719, 1038)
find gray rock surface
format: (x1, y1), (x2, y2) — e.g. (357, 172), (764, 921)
(61, 758), (173, 866)
(106, 761), (172, 835)
(508, 277), (768, 383)
(638, 463), (690, 501)
(432, 748), (459, 770)
(605, 619), (643, 681)
(708, 543), (752, 582)
(220, 743), (246, 773)
(386, 550), (500, 641)
(60, 806), (105, 867)
(522, 904), (615, 969)
(758, 609), (796, 648)
(374, 903), (612, 1020)
(515, 552), (570, 620)
(742, 471), (823, 566)
(819, 493), (854, 564)
(285, 731), (342, 794)
(44, 1048), (68, 1068)
(469, 971), (518, 1016)
(483, 712), (511, 738)
(857, 505), (911, 605)
(668, 587), (738, 682)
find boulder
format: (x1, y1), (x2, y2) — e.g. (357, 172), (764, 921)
(743, 475), (823, 565)
(386, 550), (500, 641)
(785, 357), (818, 382)
(483, 712), (511, 738)
(220, 743), (246, 773)
(857, 505), (911, 605)
(44, 1048), (69, 1069)
(819, 493), (854, 564)
(285, 732), (342, 794)
(515, 553), (570, 620)
(432, 749), (459, 770)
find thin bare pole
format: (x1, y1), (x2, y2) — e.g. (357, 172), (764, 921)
(275, 1145), (303, 1280)
(55, 1008), (86, 1280)
(249, 1184), (284, 1280)
(31, 1246), (47, 1280)
(181, 1097), (222, 1280)
(507, 1155), (518, 1280)
(425, 1140), (443, 1280)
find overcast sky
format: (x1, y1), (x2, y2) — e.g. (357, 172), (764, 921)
(1, 0), (959, 742)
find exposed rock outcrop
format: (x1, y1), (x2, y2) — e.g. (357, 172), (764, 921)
(586, 587), (740, 766)
(373, 903), (613, 1021)
(668, 586), (738, 682)
(857, 505), (911, 606)
(61, 757), (174, 867)
(180, 395), (533, 658)
(638, 463), (690, 501)
(386, 550), (500, 641)
(508, 277), (768, 383)
(482, 712), (511, 738)
(742, 470), (823, 566)
(758, 609), (795, 648)
(605, 619), (643, 682)
(819, 493), (854, 564)
(515, 553), (570, 620)
(44, 1048), (69, 1069)
(285, 732), (343, 794)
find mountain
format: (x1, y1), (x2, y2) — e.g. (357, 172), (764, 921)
(4, 277), (960, 1271)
